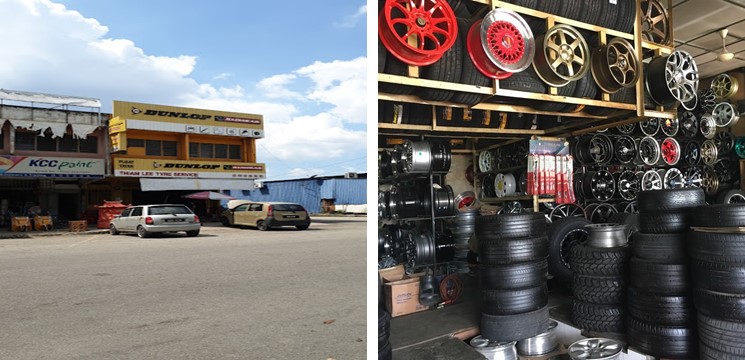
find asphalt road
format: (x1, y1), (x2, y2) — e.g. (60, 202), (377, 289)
(0, 217), (367, 360)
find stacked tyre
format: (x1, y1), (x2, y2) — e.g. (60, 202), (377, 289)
(689, 204), (745, 359)
(450, 208), (478, 273)
(379, 308), (392, 360)
(477, 213), (551, 341)
(626, 188), (705, 358)
(570, 224), (630, 333)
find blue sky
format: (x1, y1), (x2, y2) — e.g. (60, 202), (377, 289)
(0, 0), (367, 180)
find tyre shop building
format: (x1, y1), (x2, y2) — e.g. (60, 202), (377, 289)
(95, 100), (266, 220)
(0, 90), (106, 226)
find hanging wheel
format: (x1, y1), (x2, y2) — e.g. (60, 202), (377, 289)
(499, 201), (523, 214)
(583, 171), (616, 202)
(714, 159), (734, 183)
(378, 0), (458, 66)
(617, 170), (640, 201)
(641, 169), (663, 191)
(481, 9), (534, 73)
(684, 141), (701, 166)
(697, 88), (717, 116)
(663, 167), (684, 189)
(478, 150), (494, 172)
(467, 19), (511, 79)
(715, 131), (735, 155)
(712, 102), (740, 128)
(616, 122), (636, 135)
(587, 203), (618, 223)
(637, 136), (661, 166)
(700, 115), (717, 139)
(494, 173), (516, 198)
(660, 117), (679, 137)
(591, 37), (640, 93)
(684, 167), (703, 188)
(645, 50), (699, 109)
(735, 136), (745, 158)
(640, 0), (670, 45)
(614, 135), (637, 164)
(679, 111), (698, 138)
(581, 134), (614, 164)
(701, 139), (719, 166)
(549, 203), (587, 222)
(533, 24), (589, 87)
(711, 73), (739, 101)
(624, 201), (638, 213)
(639, 118), (660, 136)
(660, 137), (681, 166)
(702, 167), (720, 195)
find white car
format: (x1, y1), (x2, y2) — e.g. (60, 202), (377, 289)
(109, 204), (201, 238)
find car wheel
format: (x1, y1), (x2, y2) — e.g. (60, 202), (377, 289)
(186, 230), (199, 237)
(137, 225), (149, 238)
(220, 217), (231, 227)
(109, 224), (120, 235)
(296, 225), (309, 230)
(257, 220), (268, 231)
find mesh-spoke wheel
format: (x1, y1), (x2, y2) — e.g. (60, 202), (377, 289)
(583, 171), (616, 202)
(549, 203), (586, 222)
(467, 8), (534, 79)
(684, 167), (703, 188)
(494, 173), (516, 198)
(533, 24), (589, 87)
(736, 136), (745, 158)
(378, 0), (458, 66)
(640, 0), (671, 45)
(711, 73), (739, 100)
(700, 115), (717, 139)
(614, 135), (637, 164)
(591, 37), (640, 93)
(701, 139), (719, 166)
(712, 102), (740, 128)
(637, 136), (660, 166)
(679, 111), (698, 138)
(715, 131), (735, 155)
(617, 170), (640, 201)
(641, 169), (662, 191)
(660, 117), (679, 136)
(663, 167), (684, 189)
(684, 141), (701, 166)
(646, 50), (699, 109)
(585, 203), (618, 223)
(702, 167), (720, 195)
(639, 118), (660, 136)
(479, 150), (494, 172)
(616, 122), (636, 135)
(660, 137), (681, 166)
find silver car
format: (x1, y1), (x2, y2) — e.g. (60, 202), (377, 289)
(109, 204), (201, 238)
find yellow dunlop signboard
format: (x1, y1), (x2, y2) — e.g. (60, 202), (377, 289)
(112, 100), (264, 138)
(113, 158), (266, 179)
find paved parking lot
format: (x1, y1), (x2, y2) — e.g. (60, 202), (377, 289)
(0, 217), (366, 360)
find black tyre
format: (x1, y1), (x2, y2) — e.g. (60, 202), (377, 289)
(380, 53), (413, 95)
(109, 224), (120, 235)
(700, 342), (742, 360)
(537, 0), (561, 15)
(451, 18), (491, 106)
(476, 213), (547, 239)
(572, 62), (600, 99)
(447, 0), (470, 17)
(698, 313), (745, 356)
(479, 235), (549, 265)
(533, 79), (576, 112)
(378, 309), (390, 348)
(559, 0), (581, 21)
(415, 20), (463, 102)
(480, 260), (548, 290)
(572, 301), (625, 333)
(637, 188), (706, 212)
(136, 225), (149, 238)
(632, 232), (687, 263)
(694, 288), (745, 321)
(186, 230), (199, 237)
(627, 317), (697, 359)
(577, 0), (602, 26)
(572, 274), (626, 305)
(627, 287), (694, 327)
(598, 0), (620, 28)
(638, 211), (690, 234)
(499, 66), (547, 94)
(570, 243), (630, 277)
(481, 306), (550, 342)
(629, 257), (690, 295)
(296, 225), (309, 230)
(378, 40), (387, 73)
(688, 230), (745, 263)
(693, 204), (745, 227)
(548, 217), (591, 284)
(691, 259), (745, 293)
(257, 220), (269, 231)
(220, 216), (231, 227)
(482, 284), (548, 315)
(378, 341), (392, 360)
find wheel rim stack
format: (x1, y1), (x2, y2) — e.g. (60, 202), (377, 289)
(627, 188), (705, 358)
(476, 212), (550, 342)
(689, 204), (745, 359)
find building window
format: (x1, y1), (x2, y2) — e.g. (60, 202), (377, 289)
(215, 144), (228, 159)
(14, 130), (98, 153)
(128, 138), (145, 147)
(229, 145), (241, 160)
(162, 141), (177, 156)
(190, 142), (242, 160)
(200, 143), (214, 158)
(140, 139), (178, 157)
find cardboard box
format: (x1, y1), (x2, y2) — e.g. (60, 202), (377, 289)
(380, 265), (430, 317)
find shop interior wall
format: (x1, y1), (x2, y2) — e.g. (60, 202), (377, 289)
(446, 154), (473, 196)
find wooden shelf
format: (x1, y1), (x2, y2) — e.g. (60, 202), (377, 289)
(480, 195), (555, 203)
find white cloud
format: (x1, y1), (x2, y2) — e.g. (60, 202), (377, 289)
(334, 4), (366, 28)
(0, 0), (367, 179)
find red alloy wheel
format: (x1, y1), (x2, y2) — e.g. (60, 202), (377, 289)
(661, 137), (681, 165)
(378, 0), (458, 66)
(485, 20), (525, 67)
(467, 19), (512, 79)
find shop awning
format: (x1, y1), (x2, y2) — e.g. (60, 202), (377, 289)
(139, 178), (255, 191)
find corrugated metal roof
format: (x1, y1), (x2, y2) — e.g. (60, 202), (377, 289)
(226, 177), (366, 213)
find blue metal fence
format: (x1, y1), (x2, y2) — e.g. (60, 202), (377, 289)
(226, 177), (366, 213)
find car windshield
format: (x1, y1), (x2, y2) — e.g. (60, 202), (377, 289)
(272, 204), (305, 211)
(149, 205), (192, 215)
